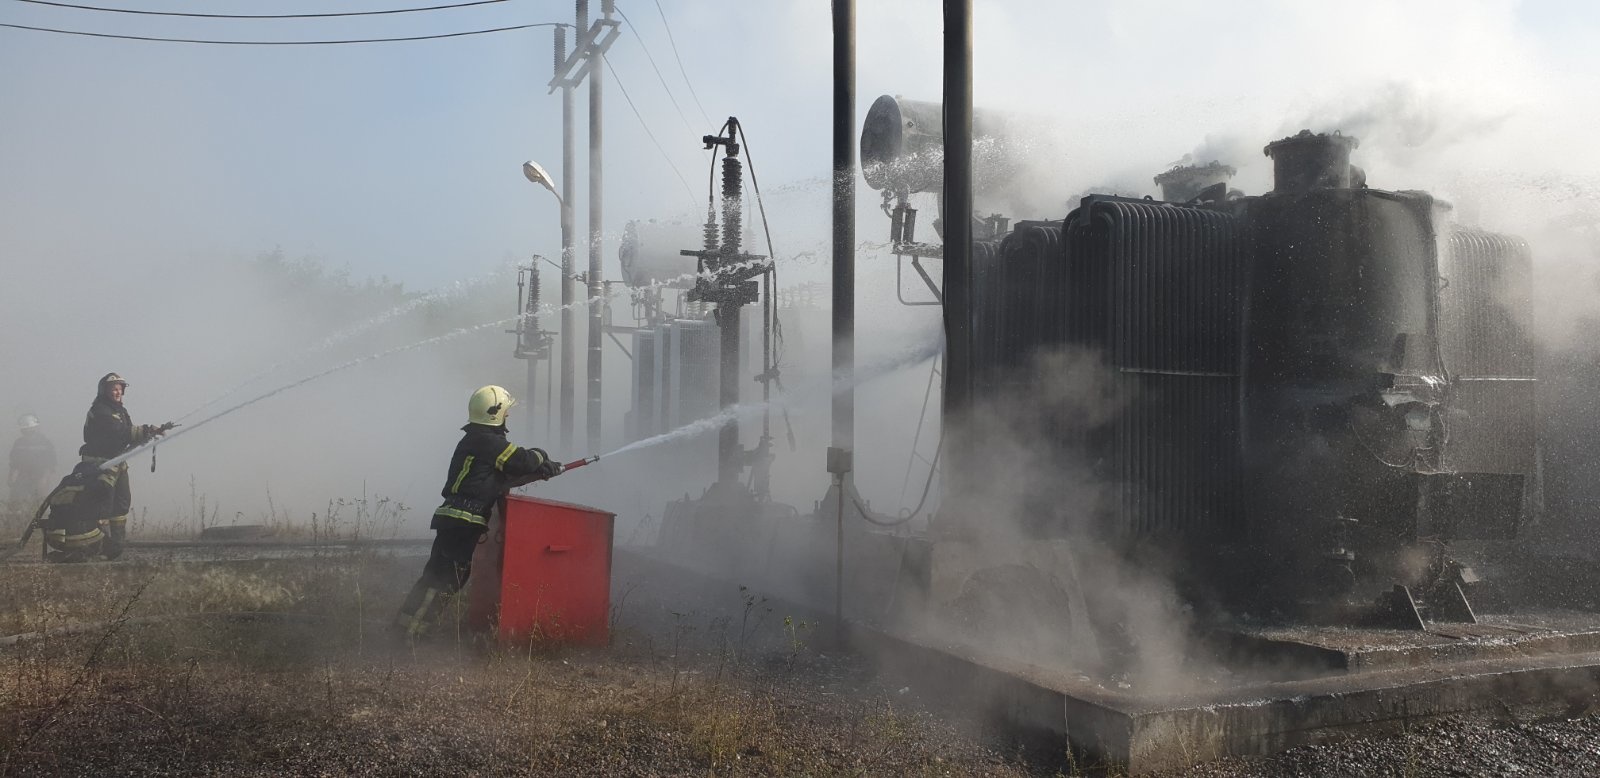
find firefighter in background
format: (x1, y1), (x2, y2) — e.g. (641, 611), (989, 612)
(8, 413), (56, 507)
(81, 373), (174, 557)
(395, 385), (560, 641)
(33, 461), (120, 562)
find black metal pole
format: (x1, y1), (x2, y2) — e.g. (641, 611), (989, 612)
(941, 0), (973, 442)
(831, 0), (855, 650)
(831, 0), (855, 462)
(717, 148), (744, 486)
(587, 0), (611, 453)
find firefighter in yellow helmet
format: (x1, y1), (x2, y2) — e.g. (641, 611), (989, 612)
(394, 386), (561, 641)
(80, 373), (175, 559)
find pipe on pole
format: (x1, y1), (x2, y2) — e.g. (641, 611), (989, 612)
(525, 266), (540, 443)
(559, 42), (578, 450)
(940, 0), (973, 436)
(586, 1), (611, 453)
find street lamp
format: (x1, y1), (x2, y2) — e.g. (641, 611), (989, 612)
(522, 160), (562, 202)
(524, 159), (577, 449)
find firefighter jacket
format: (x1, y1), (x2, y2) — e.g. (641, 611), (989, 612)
(40, 463), (117, 540)
(432, 424), (552, 529)
(80, 397), (158, 460)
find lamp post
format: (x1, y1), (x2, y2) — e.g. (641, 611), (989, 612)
(523, 160), (575, 449)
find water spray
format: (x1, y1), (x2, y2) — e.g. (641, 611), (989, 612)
(102, 256), (786, 471)
(176, 269), (505, 422)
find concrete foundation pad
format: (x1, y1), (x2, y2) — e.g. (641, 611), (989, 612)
(1217, 613), (1600, 675)
(860, 626), (1600, 774)
(623, 546), (1600, 774)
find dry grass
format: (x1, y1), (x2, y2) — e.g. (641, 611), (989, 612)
(0, 553), (1036, 777)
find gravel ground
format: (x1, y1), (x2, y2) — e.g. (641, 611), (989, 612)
(1162, 713), (1600, 777)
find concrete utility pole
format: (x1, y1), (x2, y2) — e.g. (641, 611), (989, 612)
(548, 0), (619, 451)
(588, 0), (613, 453)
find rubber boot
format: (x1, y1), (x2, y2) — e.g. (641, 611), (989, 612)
(102, 519), (126, 561)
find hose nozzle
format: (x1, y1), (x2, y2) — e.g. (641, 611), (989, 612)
(562, 455), (600, 473)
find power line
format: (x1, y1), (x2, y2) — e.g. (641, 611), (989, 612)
(12, 0), (511, 19)
(0, 21), (564, 45)
(612, 5), (694, 135)
(649, 0), (710, 125)
(602, 55), (698, 206)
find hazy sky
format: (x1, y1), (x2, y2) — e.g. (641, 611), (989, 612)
(5, 0), (1600, 526)
(5, 0), (1598, 290)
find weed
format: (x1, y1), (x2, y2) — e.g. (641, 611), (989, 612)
(783, 615), (811, 672)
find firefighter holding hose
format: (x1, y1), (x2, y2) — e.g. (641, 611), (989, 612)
(394, 385), (561, 641)
(80, 373), (174, 558)
(33, 461), (120, 562)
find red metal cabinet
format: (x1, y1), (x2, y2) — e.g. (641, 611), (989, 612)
(467, 494), (615, 646)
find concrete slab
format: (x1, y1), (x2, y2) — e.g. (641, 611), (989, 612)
(860, 626), (1600, 774)
(1215, 612), (1600, 676)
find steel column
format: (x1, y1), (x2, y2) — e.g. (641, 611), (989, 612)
(831, 0), (855, 458)
(941, 0), (973, 430)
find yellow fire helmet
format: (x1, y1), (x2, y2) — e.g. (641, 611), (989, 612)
(468, 385), (517, 426)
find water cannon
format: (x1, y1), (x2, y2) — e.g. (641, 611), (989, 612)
(859, 95), (1019, 197)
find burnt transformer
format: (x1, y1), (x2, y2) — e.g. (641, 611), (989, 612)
(959, 130), (1535, 615)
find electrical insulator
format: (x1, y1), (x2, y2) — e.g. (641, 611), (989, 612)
(529, 264), (541, 315)
(721, 156), (743, 259)
(703, 208), (719, 254)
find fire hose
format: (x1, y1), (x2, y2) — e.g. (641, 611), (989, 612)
(2, 456), (605, 562)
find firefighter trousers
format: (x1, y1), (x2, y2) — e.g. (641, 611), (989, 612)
(394, 523), (485, 640)
(103, 462), (130, 558)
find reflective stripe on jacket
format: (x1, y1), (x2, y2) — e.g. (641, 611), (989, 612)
(43, 465), (118, 538)
(431, 424), (548, 529)
(81, 397), (157, 459)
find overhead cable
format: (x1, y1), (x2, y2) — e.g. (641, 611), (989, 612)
(648, 0), (709, 124)
(602, 55), (698, 206)
(612, 5), (694, 135)
(0, 21), (564, 45)
(12, 0), (511, 19)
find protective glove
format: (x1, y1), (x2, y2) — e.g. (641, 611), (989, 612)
(532, 452), (563, 481)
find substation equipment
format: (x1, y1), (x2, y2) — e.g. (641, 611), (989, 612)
(618, 119), (803, 552)
(863, 92), (1552, 633)
(633, 93), (1592, 674)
